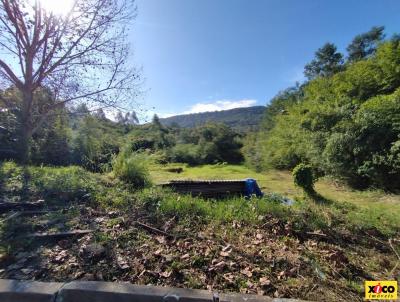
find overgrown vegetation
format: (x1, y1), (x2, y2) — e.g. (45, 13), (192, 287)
(0, 161), (399, 302)
(245, 27), (400, 191)
(112, 149), (151, 188)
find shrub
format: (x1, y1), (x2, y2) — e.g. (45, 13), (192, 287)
(292, 163), (315, 194)
(112, 151), (151, 188)
(168, 144), (201, 165)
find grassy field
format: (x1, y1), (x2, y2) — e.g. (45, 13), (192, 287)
(150, 162), (400, 208)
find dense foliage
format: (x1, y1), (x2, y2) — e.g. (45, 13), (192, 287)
(125, 119), (244, 165)
(0, 91), (132, 172)
(248, 27), (400, 191)
(0, 91), (245, 170)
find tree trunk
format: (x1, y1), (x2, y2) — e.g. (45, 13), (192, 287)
(18, 90), (33, 164)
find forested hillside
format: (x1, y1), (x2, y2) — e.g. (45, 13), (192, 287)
(160, 106), (265, 132)
(0, 95), (244, 169)
(245, 26), (400, 191)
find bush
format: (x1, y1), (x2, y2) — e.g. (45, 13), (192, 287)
(112, 151), (151, 188)
(292, 163), (315, 194)
(168, 144), (201, 165)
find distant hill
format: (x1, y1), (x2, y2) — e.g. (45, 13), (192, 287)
(160, 106), (266, 132)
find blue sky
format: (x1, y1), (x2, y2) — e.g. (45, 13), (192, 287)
(130, 0), (400, 121)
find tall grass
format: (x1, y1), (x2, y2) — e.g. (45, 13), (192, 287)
(0, 161), (99, 202)
(112, 151), (151, 188)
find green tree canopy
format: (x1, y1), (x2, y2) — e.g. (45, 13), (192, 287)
(304, 43), (344, 80)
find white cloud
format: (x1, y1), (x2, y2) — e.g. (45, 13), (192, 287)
(158, 112), (178, 118)
(183, 99), (257, 114)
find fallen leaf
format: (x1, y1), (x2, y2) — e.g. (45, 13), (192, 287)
(160, 270), (172, 278)
(117, 256), (129, 270)
(164, 254), (173, 262)
(259, 277), (271, 287)
(223, 273), (235, 283)
(212, 261), (226, 272)
(220, 250), (231, 257)
(154, 249), (163, 256)
(241, 267), (253, 277)
(180, 253), (190, 260)
(155, 236), (166, 244)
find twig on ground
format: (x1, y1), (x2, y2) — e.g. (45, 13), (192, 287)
(306, 231), (328, 237)
(389, 239), (400, 261)
(134, 221), (175, 239)
(0, 211), (22, 223)
(0, 210), (52, 223)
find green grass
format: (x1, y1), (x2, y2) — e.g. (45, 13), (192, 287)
(0, 161), (101, 203)
(150, 162), (400, 204)
(149, 163), (400, 236)
(1, 161), (399, 236)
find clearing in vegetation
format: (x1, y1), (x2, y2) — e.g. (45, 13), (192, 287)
(0, 161), (399, 302)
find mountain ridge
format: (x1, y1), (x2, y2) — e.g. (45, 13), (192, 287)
(159, 106), (266, 132)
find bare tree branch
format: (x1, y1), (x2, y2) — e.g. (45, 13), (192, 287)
(0, 0), (140, 160)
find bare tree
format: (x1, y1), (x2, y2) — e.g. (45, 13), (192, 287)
(0, 0), (139, 162)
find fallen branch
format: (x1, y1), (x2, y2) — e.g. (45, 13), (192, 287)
(19, 210), (51, 216)
(0, 210), (51, 223)
(0, 212), (22, 223)
(134, 221), (174, 239)
(28, 229), (93, 239)
(306, 231), (328, 237)
(0, 200), (44, 213)
(389, 239), (400, 261)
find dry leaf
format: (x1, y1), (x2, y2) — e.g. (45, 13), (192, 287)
(259, 277), (271, 287)
(155, 236), (166, 244)
(160, 270), (172, 278)
(212, 261), (226, 272)
(180, 253), (190, 260)
(241, 267), (253, 277)
(223, 273), (235, 283)
(154, 249), (163, 256)
(220, 251), (231, 257)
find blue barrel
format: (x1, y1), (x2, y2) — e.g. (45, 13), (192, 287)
(244, 178), (264, 198)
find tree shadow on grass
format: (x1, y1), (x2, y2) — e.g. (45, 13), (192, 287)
(306, 190), (335, 205)
(20, 165), (31, 201)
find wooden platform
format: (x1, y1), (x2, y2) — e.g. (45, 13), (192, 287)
(161, 180), (247, 198)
